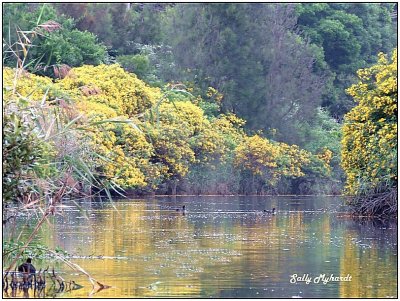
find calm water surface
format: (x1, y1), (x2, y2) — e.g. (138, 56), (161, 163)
(3, 196), (397, 298)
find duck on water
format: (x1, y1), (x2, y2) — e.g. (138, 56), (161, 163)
(263, 208), (276, 214)
(176, 205), (186, 212)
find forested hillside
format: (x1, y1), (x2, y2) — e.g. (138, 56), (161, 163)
(4, 3), (396, 139)
(3, 5), (398, 298)
(2, 3), (397, 201)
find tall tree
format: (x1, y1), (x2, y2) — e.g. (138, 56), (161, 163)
(296, 3), (397, 118)
(260, 5), (327, 144)
(55, 3), (166, 55)
(163, 3), (327, 145)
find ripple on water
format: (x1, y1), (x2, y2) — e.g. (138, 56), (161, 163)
(4, 196), (397, 298)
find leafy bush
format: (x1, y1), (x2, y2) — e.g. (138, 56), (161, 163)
(38, 28), (108, 68)
(3, 3), (108, 77)
(117, 54), (152, 80)
(3, 68), (55, 203)
(3, 101), (51, 202)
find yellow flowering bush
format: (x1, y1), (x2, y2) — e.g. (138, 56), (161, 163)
(191, 112), (246, 165)
(147, 100), (220, 179)
(234, 134), (331, 193)
(276, 143), (312, 178)
(3, 67), (53, 102)
(234, 135), (281, 185)
(55, 64), (164, 190)
(192, 125), (226, 164)
(79, 104), (157, 190)
(316, 148), (333, 174)
(212, 114), (246, 151)
(341, 49), (397, 195)
(4, 62), (339, 195)
(206, 86), (224, 103)
(56, 64), (161, 116)
(96, 122), (160, 189)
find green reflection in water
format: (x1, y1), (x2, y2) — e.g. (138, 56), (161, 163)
(3, 196), (397, 298)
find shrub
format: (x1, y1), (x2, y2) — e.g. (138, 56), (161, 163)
(341, 49), (397, 195)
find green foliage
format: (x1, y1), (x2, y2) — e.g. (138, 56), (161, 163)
(3, 3), (59, 42)
(162, 4), (328, 147)
(116, 51), (167, 86)
(117, 54), (151, 78)
(3, 240), (69, 262)
(2, 100), (51, 202)
(184, 162), (240, 195)
(38, 29), (107, 68)
(2, 3), (108, 77)
(2, 68), (58, 202)
(295, 108), (343, 190)
(55, 3), (166, 55)
(296, 108), (342, 154)
(296, 3), (397, 118)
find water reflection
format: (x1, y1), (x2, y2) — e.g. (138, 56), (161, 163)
(3, 196), (397, 298)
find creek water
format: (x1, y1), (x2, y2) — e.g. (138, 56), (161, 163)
(2, 196), (397, 298)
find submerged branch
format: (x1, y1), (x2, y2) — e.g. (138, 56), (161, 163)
(349, 187), (397, 219)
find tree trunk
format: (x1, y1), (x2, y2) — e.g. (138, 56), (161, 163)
(171, 180), (177, 195)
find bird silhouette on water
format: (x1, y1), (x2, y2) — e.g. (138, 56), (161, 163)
(18, 258), (36, 274)
(263, 208), (276, 214)
(176, 205), (185, 212)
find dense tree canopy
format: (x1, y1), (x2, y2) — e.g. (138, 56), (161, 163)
(296, 3), (397, 118)
(162, 4), (329, 146)
(3, 3), (396, 134)
(2, 3), (397, 198)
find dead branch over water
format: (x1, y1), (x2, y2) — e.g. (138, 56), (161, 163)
(349, 187), (397, 219)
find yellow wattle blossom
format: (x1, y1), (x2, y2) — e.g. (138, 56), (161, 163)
(3, 67), (53, 102)
(56, 64), (162, 117)
(235, 135), (279, 185)
(55, 64), (163, 190)
(234, 134), (332, 189)
(342, 49), (397, 195)
(3, 63), (335, 194)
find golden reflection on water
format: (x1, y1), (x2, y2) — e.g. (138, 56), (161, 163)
(339, 231), (397, 298)
(3, 197), (397, 298)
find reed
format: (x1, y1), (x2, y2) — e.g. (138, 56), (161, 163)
(2, 21), (126, 293)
